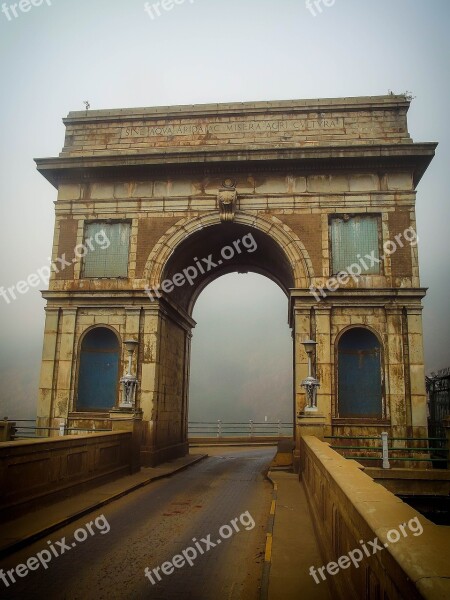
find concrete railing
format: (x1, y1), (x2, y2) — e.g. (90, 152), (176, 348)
(188, 421), (293, 445)
(300, 436), (450, 599)
(189, 421), (293, 438)
(0, 432), (132, 518)
(0, 419), (17, 442)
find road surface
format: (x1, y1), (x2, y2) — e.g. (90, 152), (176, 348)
(0, 447), (275, 600)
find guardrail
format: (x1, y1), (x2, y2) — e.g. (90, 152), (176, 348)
(189, 420), (293, 438)
(301, 436), (450, 599)
(325, 433), (449, 468)
(8, 419), (293, 441)
(5, 419), (111, 440)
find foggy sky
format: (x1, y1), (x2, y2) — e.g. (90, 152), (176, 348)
(0, 0), (449, 420)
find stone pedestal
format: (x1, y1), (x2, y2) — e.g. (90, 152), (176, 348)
(109, 408), (143, 473)
(0, 419), (16, 442)
(294, 413), (327, 473)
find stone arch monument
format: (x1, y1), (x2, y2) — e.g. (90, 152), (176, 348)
(35, 95), (436, 468)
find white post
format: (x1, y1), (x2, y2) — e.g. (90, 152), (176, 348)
(381, 432), (390, 469)
(250, 420), (253, 438)
(59, 419), (66, 437)
(217, 419), (222, 439)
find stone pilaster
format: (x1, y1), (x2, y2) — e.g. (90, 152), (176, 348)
(385, 307), (409, 435)
(37, 307), (60, 433)
(53, 308), (77, 429)
(314, 305), (332, 419)
(406, 307), (427, 438)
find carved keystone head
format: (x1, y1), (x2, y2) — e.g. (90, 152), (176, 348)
(218, 180), (237, 222)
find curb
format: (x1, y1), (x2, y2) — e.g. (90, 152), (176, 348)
(260, 469), (277, 600)
(0, 454), (208, 559)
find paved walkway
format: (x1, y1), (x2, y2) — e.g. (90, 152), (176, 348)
(267, 471), (331, 600)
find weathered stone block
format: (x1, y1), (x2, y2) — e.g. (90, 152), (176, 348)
(387, 173), (413, 190)
(307, 175), (349, 193)
(90, 183), (114, 200)
(132, 182), (154, 198)
(348, 174), (379, 191)
(58, 184), (81, 201)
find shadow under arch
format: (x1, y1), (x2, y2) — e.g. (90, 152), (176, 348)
(144, 212), (313, 315)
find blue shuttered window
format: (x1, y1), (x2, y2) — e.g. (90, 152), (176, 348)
(331, 215), (380, 275)
(82, 222), (130, 278)
(338, 328), (383, 418)
(77, 327), (120, 410)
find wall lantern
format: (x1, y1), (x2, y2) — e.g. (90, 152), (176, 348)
(301, 339), (320, 411)
(119, 339), (139, 409)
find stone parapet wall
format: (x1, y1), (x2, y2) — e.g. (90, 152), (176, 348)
(60, 96), (412, 156)
(300, 436), (450, 599)
(0, 432), (132, 517)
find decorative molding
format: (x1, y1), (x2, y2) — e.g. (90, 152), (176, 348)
(218, 179), (237, 222)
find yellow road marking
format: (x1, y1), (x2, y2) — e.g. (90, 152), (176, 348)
(270, 500), (276, 515)
(265, 533), (273, 562)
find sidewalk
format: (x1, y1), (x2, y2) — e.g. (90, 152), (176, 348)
(0, 452), (207, 558)
(265, 471), (331, 600)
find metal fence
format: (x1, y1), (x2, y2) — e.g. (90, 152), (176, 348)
(7, 419), (111, 440)
(427, 369), (450, 460)
(326, 433), (449, 468)
(8, 419), (293, 440)
(188, 421), (293, 438)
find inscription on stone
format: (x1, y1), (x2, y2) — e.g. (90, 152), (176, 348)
(122, 118), (344, 138)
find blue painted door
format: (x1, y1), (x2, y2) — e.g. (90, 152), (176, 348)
(77, 328), (120, 411)
(338, 329), (382, 418)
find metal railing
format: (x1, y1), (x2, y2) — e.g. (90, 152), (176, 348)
(7, 419), (111, 440)
(325, 433), (449, 468)
(7, 419), (292, 440)
(188, 421), (293, 439)
(427, 369), (450, 448)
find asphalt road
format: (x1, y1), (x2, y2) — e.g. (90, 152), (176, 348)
(0, 447), (275, 600)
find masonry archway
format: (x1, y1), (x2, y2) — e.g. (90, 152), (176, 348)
(145, 212), (314, 309)
(36, 96), (433, 470)
(141, 213), (313, 464)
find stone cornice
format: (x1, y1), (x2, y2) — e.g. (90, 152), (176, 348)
(35, 142), (437, 189)
(41, 290), (196, 330)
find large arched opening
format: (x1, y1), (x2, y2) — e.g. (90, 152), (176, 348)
(142, 216), (311, 464)
(188, 272), (293, 438)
